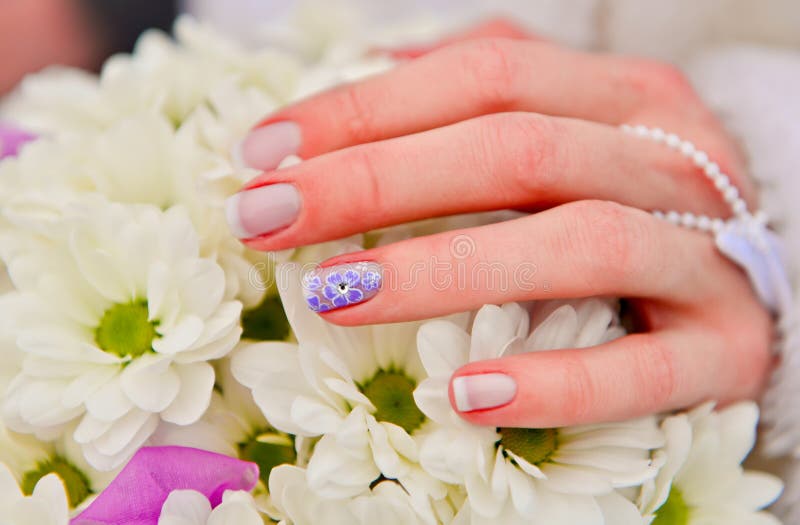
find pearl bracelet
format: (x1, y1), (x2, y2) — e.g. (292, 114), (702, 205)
(621, 124), (792, 317)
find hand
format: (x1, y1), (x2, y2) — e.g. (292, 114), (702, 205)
(226, 22), (774, 429)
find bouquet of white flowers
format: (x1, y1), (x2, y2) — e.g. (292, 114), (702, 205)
(0, 8), (783, 525)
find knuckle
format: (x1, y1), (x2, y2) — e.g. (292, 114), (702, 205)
(458, 38), (520, 110)
(560, 200), (653, 287)
(336, 83), (379, 143)
(623, 58), (696, 104)
(559, 355), (596, 422)
(729, 314), (774, 397)
(338, 146), (385, 222)
(475, 113), (561, 198)
(633, 337), (678, 410)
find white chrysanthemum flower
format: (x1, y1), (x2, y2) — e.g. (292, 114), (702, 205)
(1, 202), (242, 470)
(159, 489), (266, 525)
(0, 462), (69, 525)
(232, 260), (455, 521)
(269, 464), (446, 525)
(150, 353), (307, 508)
(639, 402), (782, 525)
(0, 420), (118, 510)
(414, 300), (664, 523)
(1, 17), (300, 136)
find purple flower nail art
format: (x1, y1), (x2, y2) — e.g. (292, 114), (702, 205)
(303, 262), (382, 312)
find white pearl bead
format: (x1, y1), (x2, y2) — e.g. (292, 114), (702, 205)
(666, 211), (681, 224)
(652, 210), (665, 220)
(692, 151), (708, 167)
(704, 162), (720, 177)
(680, 141), (696, 155)
(697, 215), (711, 231)
(666, 134), (681, 148)
(634, 125), (649, 137)
(681, 212), (697, 227)
(723, 186), (739, 202)
(651, 128), (666, 141)
(733, 199), (747, 215)
(711, 219), (725, 233)
(713, 175), (731, 190)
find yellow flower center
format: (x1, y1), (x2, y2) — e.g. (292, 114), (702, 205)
(498, 428), (558, 465)
(239, 430), (296, 486)
(22, 456), (90, 508)
(95, 301), (157, 358)
(360, 370), (426, 434)
(653, 486), (690, 525)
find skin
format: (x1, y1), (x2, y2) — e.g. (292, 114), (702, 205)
(0, 0), (100, 95)
(238, 21), (774, 429)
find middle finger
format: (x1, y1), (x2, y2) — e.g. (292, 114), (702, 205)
(231, 112), (732, 251)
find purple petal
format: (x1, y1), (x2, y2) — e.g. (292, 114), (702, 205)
(303, 275), (322, 291)
(306, 295), (322, 311)
(0, 123), (36, 160)
(326, 273), (344, 286)
(71, 446), (258, 525)
(332, 295), (349, 308)
(323, 285), (339, 300)
(362, 272), (381, 291)
(346, 288), (364, 303)
(344, 270), (360, 287)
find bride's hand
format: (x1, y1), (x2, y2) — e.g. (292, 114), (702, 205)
(226, 23), (773, 429)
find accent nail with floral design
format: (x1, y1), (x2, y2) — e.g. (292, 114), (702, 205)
(303, 262), (382, 312)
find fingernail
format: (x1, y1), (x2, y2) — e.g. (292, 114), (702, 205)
(225, 183), (301, 238)
(452, 373), (517, 412)
(302, 262), (383, 313)
(234, 121), (302, 170)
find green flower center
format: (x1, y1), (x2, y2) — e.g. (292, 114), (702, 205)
(498, 428), (559, 465)
(95, 301), (157, 359)
(653, 486), (690, 525)
(21, 456), (91, 508)
(239, 430), (297, 486)
(241, 294), (290, 341)
(360, 370), (426, 434)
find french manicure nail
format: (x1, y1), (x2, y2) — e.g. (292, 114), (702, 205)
(234, 121), (302, 170)
(452, 373), (517, 412)
(225, 183), (301, 238)
(303, 262), (383, 313)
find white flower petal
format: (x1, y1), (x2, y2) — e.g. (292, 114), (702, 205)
(161, 362), (215, 425)
(159, 490), (212, 525)
(416, 320), (470, 377)
(153, 315), (205, 355)
(120, 354), (180, 413)
(91, 408), (157, 456)
(413, 377), (453, 424)
(290, 396), (344, 435)
(731, 472), (784, 511)
(62, 365), (118, 408)
(470, 304), (525, 362)
(306, 434), (379, 499)
(86, 377), (134, 422)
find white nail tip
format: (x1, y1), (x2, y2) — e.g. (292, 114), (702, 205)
(452, 373), (517, 413)
(224, 193), (252, 239)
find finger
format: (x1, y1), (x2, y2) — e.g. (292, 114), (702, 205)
(231, 113), (732, 249)
(448, 326), (771, 428)
(296, 201), (743, 325)
(387, 18), (537, 59)
(240, 38), (701, 168)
